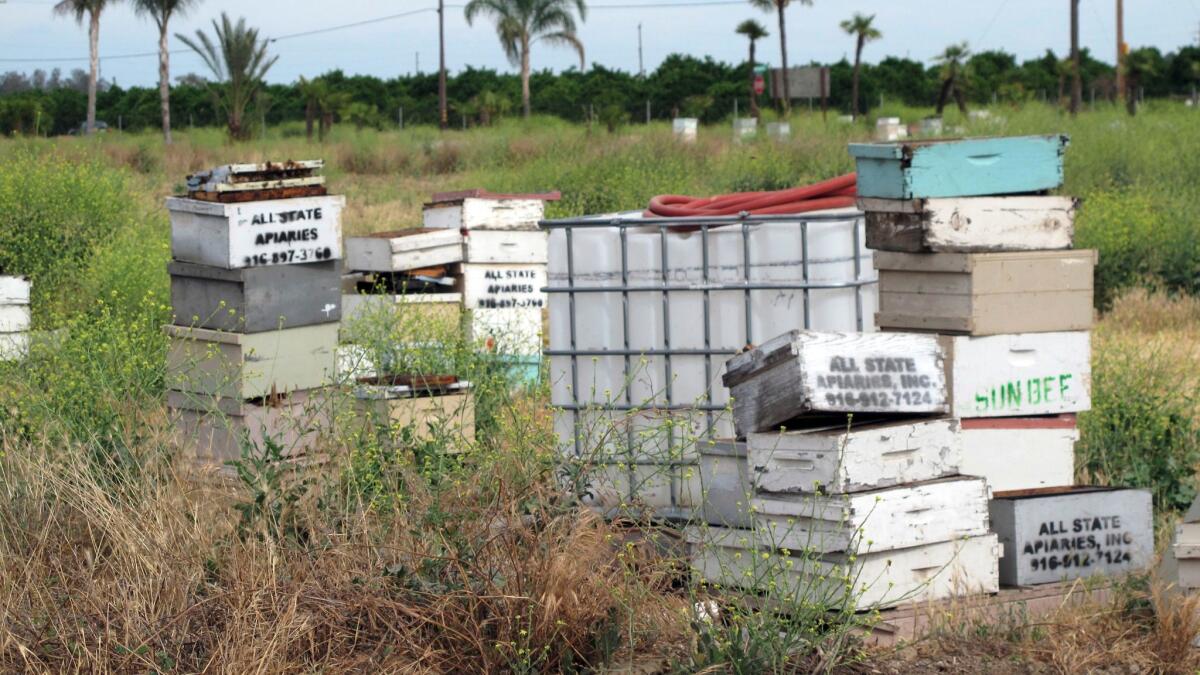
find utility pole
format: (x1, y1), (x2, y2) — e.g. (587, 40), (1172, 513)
(637, 23), (645, 77)
(1069, 0), (1082, 116)
(438, 0), (448, 130)
(1116, 0), (1125, 102)
(415, 52), (420, 74)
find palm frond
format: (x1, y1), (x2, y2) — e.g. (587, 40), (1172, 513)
(539, 29), (584, 70)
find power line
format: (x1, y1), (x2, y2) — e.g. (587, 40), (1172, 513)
(0, 0), (750, 64)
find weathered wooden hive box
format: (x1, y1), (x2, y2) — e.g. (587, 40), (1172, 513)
(461, 229), (549, 264)
(0, 275), (30, 360)
(723, 330), (948, 437)
(342, 291), (463, 330)
(167, 389), (332, 464)
(849, 135), (1069, 199)
(696, 439), (753, 527)
(749, 476), (990, 554)
(422, 189), (559, 231)
(167, 194), (344, 269)
(169, 260), (341, 332)
(961, 415), (1077, 493)
(354, 381), (476, 450)
(1172, 505), (1200, 592)
(344, 228), (463, 272)
(687, 526), (1000, 610)
(941, 331), (1091, 418)
(989, 486), (1153, 586)
(874, 250), (1096, 335)
(747, 417), (962, 494)
(165, 323), (337, 400)
(859, 196), (1076, 253)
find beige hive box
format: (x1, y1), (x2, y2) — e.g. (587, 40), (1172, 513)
(165, 323), (338, 400)
(874, 249), (1096, 335)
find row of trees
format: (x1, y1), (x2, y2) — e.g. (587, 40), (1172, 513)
(8, 0), (1200, 139)
(5, 42), (1198, 137)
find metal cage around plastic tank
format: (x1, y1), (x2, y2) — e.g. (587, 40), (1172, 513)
(541, 210), (878, 519)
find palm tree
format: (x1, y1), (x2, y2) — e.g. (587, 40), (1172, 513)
(1068, 0), (1081, 116)
(840, 13), (881, 120)
(132, 0), (204, 144)
(1123, 49), (1156, 116)
(735, 20), (768, 120)
(934, 42), (970, 116)
(464, 0), (587, 119)
(176, 13), (278, 140)
(749, 0), (812, 113)
(54, 0), (114, 135)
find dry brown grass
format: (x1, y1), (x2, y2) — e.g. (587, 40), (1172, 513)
(855, 582), (1200, 674)
(0, 416), (690, 672)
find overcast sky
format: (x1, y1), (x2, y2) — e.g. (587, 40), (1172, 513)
(1, 0), (1197, 87)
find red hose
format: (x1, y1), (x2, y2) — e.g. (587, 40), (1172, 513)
(645, 173), (857, 219)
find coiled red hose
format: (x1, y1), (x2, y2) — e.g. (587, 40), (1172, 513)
(645, 173), (857, 218)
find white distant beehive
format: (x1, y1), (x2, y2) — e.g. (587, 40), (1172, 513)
(0, 276), (31, 361)
(672, 118), (698, 143)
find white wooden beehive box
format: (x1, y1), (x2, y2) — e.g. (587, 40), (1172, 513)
(749, 476), (990, 554)
(687, 526), (1000, 610)
(960, 416), (1077, 493)
(747, 417), (962, 494)
(167, 194), (344, 269)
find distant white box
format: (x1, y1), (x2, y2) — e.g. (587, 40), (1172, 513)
(961, 416), (1077, 493)
(0, 276), (31, 305)
(673, 118), (698, 143)
(0, 305), (30, 333)
(0, 332), (29, 361)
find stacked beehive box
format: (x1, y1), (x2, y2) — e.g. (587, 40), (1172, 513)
(1167, 497), (1200, 642)
(341, 225), (473, 448)
(693, 331), (1000, 610)
(0, 275), (30, 361)
(423, 189), (558, 385)
(165, 161), (343, 470)
(850, 135), (1153, 587)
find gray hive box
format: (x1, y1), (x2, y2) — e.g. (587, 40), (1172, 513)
(989, 486), (1153, 586)
(696, 439), (753, 528)
(169, 260), (341, 333)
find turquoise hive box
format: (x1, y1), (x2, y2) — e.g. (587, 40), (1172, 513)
(849, 135), (1069, 199)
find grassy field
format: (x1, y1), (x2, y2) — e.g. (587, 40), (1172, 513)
(1, 102), (1199, 671)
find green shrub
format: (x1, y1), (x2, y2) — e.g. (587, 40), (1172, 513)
(1077, 336), (1200, 511)
(0, 150), (134, 324)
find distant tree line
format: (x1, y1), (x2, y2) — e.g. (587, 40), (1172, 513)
(2, 44), (1199, 136)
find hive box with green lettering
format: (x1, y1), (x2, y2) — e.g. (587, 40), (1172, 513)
(990, 486), (1152, 587)
(170, 260), (341, 333)
(874, 250), (1096, 335)
(166, 195), (344, 270)
(849, 135), (1068, 199)
(940, 331), (1090, 418)
(165, 323), (337, 400)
